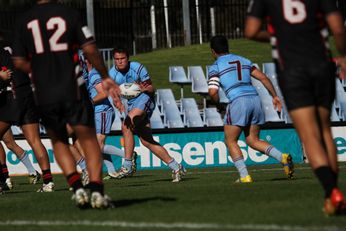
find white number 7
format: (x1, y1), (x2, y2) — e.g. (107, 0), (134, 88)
(27, 17), (68, 54)
(283, 0), (307, 24)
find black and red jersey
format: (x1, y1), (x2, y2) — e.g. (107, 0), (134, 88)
(247, 0), (339, 70)
(12, 2), (95, 105)
(0, 45), (32, 98)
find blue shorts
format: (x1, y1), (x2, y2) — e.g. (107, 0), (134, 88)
(127, 93), (155, 118)
(94, 108), (115, 134)
(224, 95), (265, 126)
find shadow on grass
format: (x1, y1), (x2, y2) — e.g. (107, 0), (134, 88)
(112, 196), (176, 208)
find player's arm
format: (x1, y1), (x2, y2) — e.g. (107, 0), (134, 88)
(92, 83), (108, 105)
(244, 17), (270, 42)
(251, 67), (282, 112)
(12, 58), (31, 73)
(326, 12), (346, 78)
(139, 79), (155, 94)
(82, 43), (123, 111)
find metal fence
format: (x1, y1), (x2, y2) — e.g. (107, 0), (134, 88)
(0, 0), (346, 54)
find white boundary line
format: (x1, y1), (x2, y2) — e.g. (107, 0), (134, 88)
(0, 220), (341, 231)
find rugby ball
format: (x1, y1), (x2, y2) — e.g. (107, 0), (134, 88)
(119, 82), (141, 99)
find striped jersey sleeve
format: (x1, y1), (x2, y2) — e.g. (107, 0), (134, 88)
(207, 64), (220, 90)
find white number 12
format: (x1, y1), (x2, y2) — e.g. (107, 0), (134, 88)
(27, 17), (68, 54)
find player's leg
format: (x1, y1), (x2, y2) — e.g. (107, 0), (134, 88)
(66, 125), (88, 185)
(224, 124), (252, 183)
(127, 109), (184, 182)
(2, 129), (39, 184)
(289, 106), (344, 214)
(244, 125), (294, 178)
(71, 124), (111, 208)
(0, 122), (12, 189)
(21, 123), (54, 189)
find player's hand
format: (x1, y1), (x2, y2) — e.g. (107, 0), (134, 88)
(338, 57), (346, 80)
(0, 69), (12, 81)
(102, 76), (121, 98)
(272, 96), (282, 112)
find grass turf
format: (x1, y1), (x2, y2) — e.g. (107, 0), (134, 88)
(1, 164), (346, 231)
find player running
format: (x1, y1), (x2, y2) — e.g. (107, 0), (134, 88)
(109, 47), (186, 182)
(12, 0), (121, 208)
(245, 0), (346, 215)
(208, 36), (294, 183)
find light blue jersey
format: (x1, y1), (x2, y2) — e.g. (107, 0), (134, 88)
(87, 68), (113, 113)
(207, 54), (257, 102)
(109, 61), (153, 113)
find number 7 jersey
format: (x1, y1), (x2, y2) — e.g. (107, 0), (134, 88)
(12, 2), (95, 105)
(208, 54), (258, 102)
(247, 0), (338, 70)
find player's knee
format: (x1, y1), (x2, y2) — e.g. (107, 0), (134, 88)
(245, 136), (257, 148)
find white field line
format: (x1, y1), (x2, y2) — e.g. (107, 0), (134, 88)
(0, 220), (342, 231)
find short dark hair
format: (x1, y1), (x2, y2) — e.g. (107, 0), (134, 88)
(210, 35), (229, 54)
(112, 46), (129, 58)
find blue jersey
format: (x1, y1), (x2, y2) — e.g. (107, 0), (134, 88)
(208, 54), (257, 102)
(87, 68), (112, 113)
(109, 61), (151, 105)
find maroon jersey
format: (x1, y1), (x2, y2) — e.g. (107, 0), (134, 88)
(247, 0), (339, 70)
(12, 2), (95, 105)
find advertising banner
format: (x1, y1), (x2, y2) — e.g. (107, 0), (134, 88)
(3, 128), (306, 175)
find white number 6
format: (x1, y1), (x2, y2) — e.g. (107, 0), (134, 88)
(283, 0), (307, 24)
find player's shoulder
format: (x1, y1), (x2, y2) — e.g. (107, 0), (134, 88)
(231, 54), (252, 64)
(129, 61), (144, 71)
(89, 68), (101, 78)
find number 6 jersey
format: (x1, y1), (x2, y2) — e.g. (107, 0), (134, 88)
(12, 2), (95, 105)
(247, 0), (338, 70)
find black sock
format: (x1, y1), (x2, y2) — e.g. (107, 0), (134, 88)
(314, 166), (337, 198)
(87, 181), (104, 195)
(0, 163), (5, 183)
(332, 171), (338, 184)
(42, 169), (53, 184)
(66, 172), (83, 192)
(1, 164), (9, 179)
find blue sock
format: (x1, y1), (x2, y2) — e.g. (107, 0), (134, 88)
(76, 157), (87, 171)
(103, 145), (125, 158)
(168, 159), (179, 171)
(265, 145), (283, 163)
(123, 159), (132, 170)
(233, 157), (249, 178)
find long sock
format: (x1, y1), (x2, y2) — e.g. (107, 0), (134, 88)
(19, 151), (36, 175)
(42, 169), (53, 184)
(103, 154), (115, 173)
(167, 159), (179, 171)
(265, 145), (283, 162)
(66, 172), (83, 193)
(2, 164), (9, 179)
(76, 157), (87, 171)
(88, 181), (104, 195)
(103, 145), (125, 158)
(314, 166), (337, 198)
(123, 158), (132, 170)
(233, 156), (249, 178)
(0, 163), (5, 183)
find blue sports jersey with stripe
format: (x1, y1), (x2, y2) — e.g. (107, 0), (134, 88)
(109, 61), (151, 106)
(87, 68), (112, 113)
(208, 54), (257, 102)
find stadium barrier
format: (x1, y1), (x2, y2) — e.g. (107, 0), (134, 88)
(3, 125), (346, 175)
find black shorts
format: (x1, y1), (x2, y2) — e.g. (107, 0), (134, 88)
(277, 62), (336, 111)
(0, 91), (39, 125)
(38, 97), (95, 135)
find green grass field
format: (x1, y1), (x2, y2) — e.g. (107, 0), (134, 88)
(1, 164), (346, 231)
